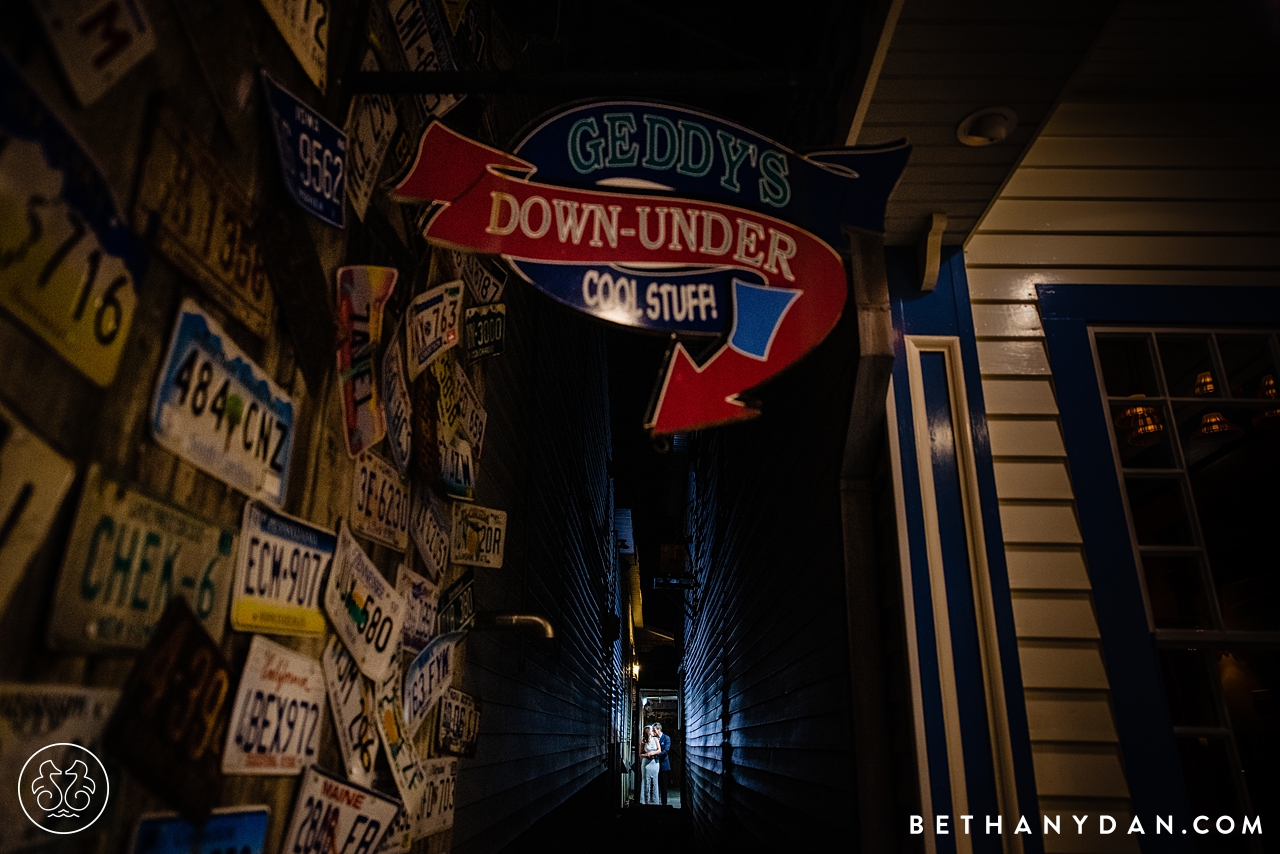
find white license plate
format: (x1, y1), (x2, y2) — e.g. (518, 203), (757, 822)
(406, 282), (462, 380)
(450, 503), (506, 568)
(223, 634), (326, 775)
(436, 688), (480, 758)
(402, 632), (461, 741)
(151, 300), (295, 507)
(282, 766), (400, 854)
(373, 650), (426, 822)
(322, 634), (379, 788)
(325, 522), (407, 680)
(396, 562), (439, 653)
(408, 486), (451, 583)
(232, 502), (333, 636)
(382, 321), (413, 476)
(414, 757), (457, 838)
(350, 451), (409, 551)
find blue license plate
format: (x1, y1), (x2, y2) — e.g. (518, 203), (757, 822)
(261, 70), (347, 227)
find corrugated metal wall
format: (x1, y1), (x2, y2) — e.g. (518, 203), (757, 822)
(682, 312), (865, 848)
(963, 3), (1279, 848)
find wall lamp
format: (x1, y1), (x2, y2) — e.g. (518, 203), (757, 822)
(473, 613), (555, 638)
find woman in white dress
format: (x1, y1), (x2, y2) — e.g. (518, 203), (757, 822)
(640, 725), (661, 804)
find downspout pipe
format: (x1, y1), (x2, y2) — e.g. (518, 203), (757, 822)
(840, 229), (896, 853)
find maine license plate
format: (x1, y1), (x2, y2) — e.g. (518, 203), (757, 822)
(151, 299), (295, 507)
(406, 281), (462, 380)
(350, 451), (409, 551)
(0, 57), (144, 386)
(283, 766), (400, 854)
(133, 109), (274, 338)
(322, 634), (379, 787)
(231, 502), (334, 636)
(129, 806), (269, 854)
(450, 503), (506, 568)
(325, 522), (407, 680)
(223, 634), (326, 775)
(262, 70), (346, 227)
(435, 688), (480, 758)
(463, 303), (505, 363)
(402, 632), (460, 740)
(48, 464), (236, 653)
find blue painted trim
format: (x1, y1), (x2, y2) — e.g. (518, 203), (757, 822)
(889, 248), (1044, 852)
(1037, 283), (1280, 852)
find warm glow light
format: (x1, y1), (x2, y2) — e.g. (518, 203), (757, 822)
(1193, 371), (1216, 395)
(631, 662), (640, 679)
(1193, 411), (1243, 442)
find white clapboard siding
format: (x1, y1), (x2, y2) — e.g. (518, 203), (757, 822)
(993, 462), (1074, 500)
(1024, 692), (1118, 743)
(1017, 642), (1111, 690)
(1011, 593), (1100, 640)
(971, 303), (1045, 337)
(1037, 804), (1141, 854)
(1031, 746), (1130, 799)
(987, 419), (1066, 457)
(983, 379), (1059, 415)
(976, 340), (1051, 375)
(1000, 503), (1083, 544)
(1005, 548), (1091, 591)
(968, 267), (1280, 301)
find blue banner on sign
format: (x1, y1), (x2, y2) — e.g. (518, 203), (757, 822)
(513, 101), (909, 248)
(261, 70), (347, 227)
(130, 806), (270, 854)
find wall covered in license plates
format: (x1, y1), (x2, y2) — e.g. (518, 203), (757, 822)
(0, 0), (620, 851)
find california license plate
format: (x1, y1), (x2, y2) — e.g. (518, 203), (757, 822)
(151, 300), (295, 507)
(231, 502), (333, 636)
(223, 634), (326, 775)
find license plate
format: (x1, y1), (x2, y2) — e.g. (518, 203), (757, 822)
(258, 0), (328, 92)
(31, 0), (156, 106)
(450, 503), (506, 568)
(382, 320), (413, 476)
(0, 403), (75, 617)
(283, 766), (400, 854)
(377, 806), (412, 854)
(325, 522), (407, 680)
(438, 435), (475, 501)
(452, 251), (505, 305)
(373, 650), (426, 822)
(0, 683), (118, 854)
(436, 570), (473, 635)
(462, 303), (505, 363)
(151, 299), (295, 507)
(430, 351), (462, 440)
(402, 632), (460, 740)
(0, 57), (144, 387)
(48, 464), (236, 652)
(134, 110), (274, 338)
(232, 502), (332, 636)
(129, 806), (269, 854)
(397, 562), (439, 653)
(414, 757), (457, 838)
(455, 361), (486, 456)
(435, 688), (480, 758)
(321, 635), (379, 787)
(350, 451), (409, 551)
(223, 634), (326, 775)
(408, 486), (450, 583)
(105, 599), (233, 821)
(406, 281), (462, 380)
(337, 265), (398, 457)
(261, 71), (346, 227)
(345, 52), (398, 222)
(387, 0), (462, 121)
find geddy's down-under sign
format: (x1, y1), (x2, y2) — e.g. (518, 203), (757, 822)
(394, 101), (908, 434)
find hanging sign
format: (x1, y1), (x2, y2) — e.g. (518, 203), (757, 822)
(31, 0), (156, 106)
(397, 562), (439, 653)
(450, 503), (505, 568)
(129, 806), (270, 854)
(0, 683), (118, 854)
(350, 451), (410, 551)
(394, 103), (908, 434)
(463, 303), (505, 363)
(435, 688), (480, 758)
(134, 109), (274, 338)
(0, 56), (146, 387)
(48, 464), (236, 653)
(382, 319), (414, 475)
(261, 70), (347, 227)
(436, 569), (473, 636)
(223, 634), (326, 775)
(402, 631), (461, 741)
(322, 634), (379, 787)
(325, 521), (407, 680)
(232, 502), (333, 636)
(337, 265), (398, 456)
(104, 599), (233, 821)
(282, 766), (400, 854)
(0, 403), (75, 618)
(406, 281), (463, 380)
(152, 299), (295, 506)
(408, 486), (450, 582)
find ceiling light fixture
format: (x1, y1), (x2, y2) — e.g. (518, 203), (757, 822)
(957, 107), (1018, 147)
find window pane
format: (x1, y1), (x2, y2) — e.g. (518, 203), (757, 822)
(1158, 334), (1220, 398)
(1217, 651), (1280, 820)
(1125, 476), (1195, 545)
(1096, 334), (1160, 397)
(1160, 649), (1219, 726)
(1110, 401), (1176, 468)
(1176, 403), (1251, 469)
(1217, 334), (1276, 399)
(1141, 553), (1213, 629)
